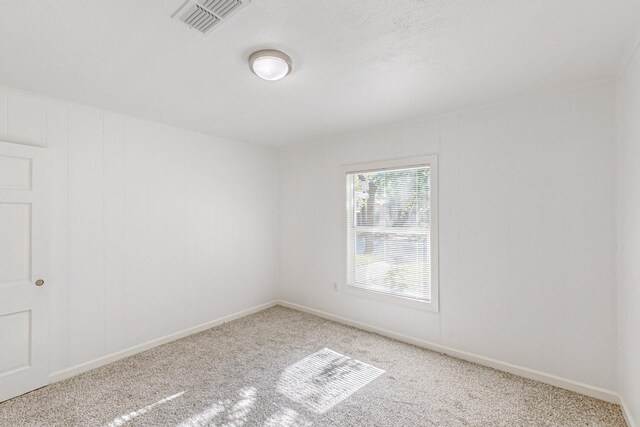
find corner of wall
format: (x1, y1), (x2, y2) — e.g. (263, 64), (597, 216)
(613, 28), (640, 427)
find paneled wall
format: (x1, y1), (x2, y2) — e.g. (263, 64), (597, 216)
(616, 43), (640, 423)
(0, 82), (622, 396)
(278, 83), (617, 390)
(0, 88), (279, 374)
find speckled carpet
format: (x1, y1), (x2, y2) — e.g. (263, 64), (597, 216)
(0, 306), (626, 426)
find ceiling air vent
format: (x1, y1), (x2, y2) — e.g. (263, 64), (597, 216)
(173, 0), (250, 35)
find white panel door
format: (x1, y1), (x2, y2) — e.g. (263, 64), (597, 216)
(0, 141), (49, 402)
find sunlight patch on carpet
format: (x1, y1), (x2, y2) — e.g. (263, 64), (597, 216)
(277, 348), (385, 414)
(107, 391), (185, 426)
(176, 387), (256, 427)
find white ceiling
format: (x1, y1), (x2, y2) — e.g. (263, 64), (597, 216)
(0, 1), (638, 147)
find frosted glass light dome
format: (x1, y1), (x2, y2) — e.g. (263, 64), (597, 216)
(249, 50), (292, 81)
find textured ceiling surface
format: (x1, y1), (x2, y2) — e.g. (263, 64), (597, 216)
(0, 0), (638, 147)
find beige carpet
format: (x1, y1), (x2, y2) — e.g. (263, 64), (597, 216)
(0, 306), (626, 426)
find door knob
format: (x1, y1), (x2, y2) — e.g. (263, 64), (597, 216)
(35, 279), (45, 287)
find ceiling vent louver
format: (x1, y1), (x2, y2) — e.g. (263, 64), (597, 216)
(173, 0), (250, 35)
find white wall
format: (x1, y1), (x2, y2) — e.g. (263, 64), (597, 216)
(0, 87), (279, 375)
(616, 43), (640, 423)
(0, 81), (622, 397)
(278, 83), (617, 390)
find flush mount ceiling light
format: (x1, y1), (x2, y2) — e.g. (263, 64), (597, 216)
(249, 50), (292, 81)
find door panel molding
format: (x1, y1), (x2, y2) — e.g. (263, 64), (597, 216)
(0, 140), (49, 402)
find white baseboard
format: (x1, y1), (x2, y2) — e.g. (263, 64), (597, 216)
(275, 300), (621, 405)
(620, 396), (637, 427)
(47, 298), (632, 424)
(48, 300), (278, 384)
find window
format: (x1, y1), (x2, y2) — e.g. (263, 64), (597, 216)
(344, 156), (438, 311)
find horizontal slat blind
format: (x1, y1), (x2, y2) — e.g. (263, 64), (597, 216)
(346, 165), (431, 301)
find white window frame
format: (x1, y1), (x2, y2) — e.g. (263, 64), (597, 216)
(341, 155), (439, 312)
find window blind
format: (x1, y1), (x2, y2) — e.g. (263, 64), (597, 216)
(346, 165), (431, 301)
